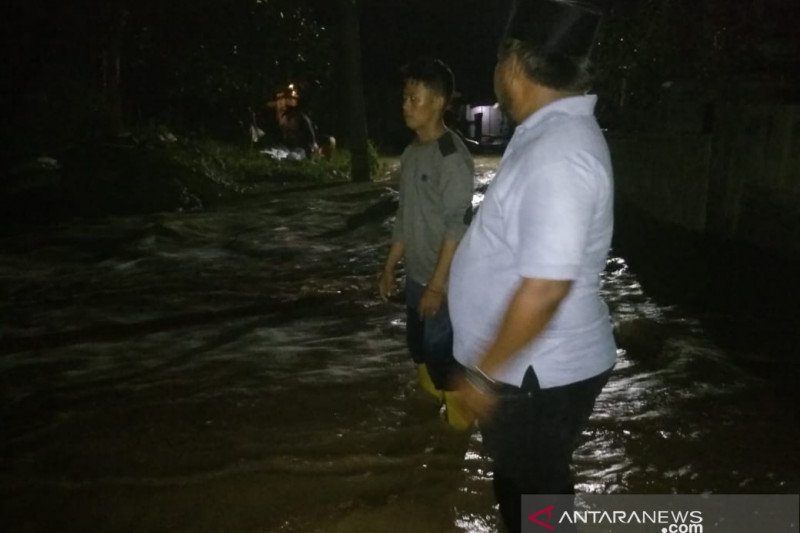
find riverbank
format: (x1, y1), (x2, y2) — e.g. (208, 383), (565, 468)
(0, 133), (378, 230)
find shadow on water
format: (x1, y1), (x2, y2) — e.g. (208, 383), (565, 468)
(0, 157), (798, 531)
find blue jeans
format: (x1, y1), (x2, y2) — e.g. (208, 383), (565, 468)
(405, 278), (462, 390)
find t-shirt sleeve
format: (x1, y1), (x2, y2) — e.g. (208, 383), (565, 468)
(515, 159), (596, 280)
(439, 154), (475, 241)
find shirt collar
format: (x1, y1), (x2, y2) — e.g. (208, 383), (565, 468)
(515, 94), (597, 134)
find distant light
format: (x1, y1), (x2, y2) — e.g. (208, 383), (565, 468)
(492, 103), (500, 109)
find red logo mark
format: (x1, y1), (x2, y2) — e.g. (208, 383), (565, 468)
(528, 505), (556, 530)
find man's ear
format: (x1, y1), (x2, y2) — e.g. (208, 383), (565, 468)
(435, 94), (447, 113)
(507, 54), (525, 82)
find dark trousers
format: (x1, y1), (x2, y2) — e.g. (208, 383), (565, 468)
(405, 279), (463, 390)
(481, 366), (612, 533)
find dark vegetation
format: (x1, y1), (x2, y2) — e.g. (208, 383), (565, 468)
(593, 0), (800, 128)
(1, 0), (798, 222)
(0, 135), (382, 229)
(2, 0), (338, 157)
(1, 0), (382, 222)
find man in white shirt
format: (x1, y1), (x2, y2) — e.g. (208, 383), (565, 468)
(448, 1), (616, 530)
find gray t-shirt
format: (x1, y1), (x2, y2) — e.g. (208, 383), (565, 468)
(449, 95), (617, 388)
(392, 130), (474, 285)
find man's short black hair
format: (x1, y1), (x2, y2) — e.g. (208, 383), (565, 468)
(498, 38), (594, 92)
(401, 57), (455, 103)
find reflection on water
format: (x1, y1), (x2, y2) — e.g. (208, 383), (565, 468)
(1, 157), (797, 532)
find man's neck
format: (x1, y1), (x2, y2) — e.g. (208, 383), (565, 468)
(415, 121), (446, 144)
(514, 85), (582, 123)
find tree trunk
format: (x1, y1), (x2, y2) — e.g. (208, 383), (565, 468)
(339, 0), (371, 182)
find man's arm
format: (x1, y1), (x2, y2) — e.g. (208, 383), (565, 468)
(428, 239), (458, 291)
(479, 277), (571, 374)
(418, 148), (474, 316)
(456, 277), (572, 419)
(379, 164), (407, 301)
(378, 241), (405, 301)
(417, 238), (458, 317)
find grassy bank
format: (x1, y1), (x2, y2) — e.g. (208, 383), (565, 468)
(0, 133), (382, 225)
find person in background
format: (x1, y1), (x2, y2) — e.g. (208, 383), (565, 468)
(271, 85), (316, 158)
(264, 84), (335, 160)
(447, 1), (616, 531)
(377, 57), (475, 429)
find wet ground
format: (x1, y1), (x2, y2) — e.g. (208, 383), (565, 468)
(1, 157), (798, 532)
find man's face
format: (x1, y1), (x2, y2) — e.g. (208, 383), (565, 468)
(275, 93), (298, 113)
(402, 80), (444, 132)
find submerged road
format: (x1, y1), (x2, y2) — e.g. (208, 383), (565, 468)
(1, 158), (798, 532)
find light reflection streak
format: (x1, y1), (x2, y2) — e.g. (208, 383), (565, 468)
(455, 513), (496, 533)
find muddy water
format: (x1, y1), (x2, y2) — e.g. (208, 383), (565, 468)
(1, 158), (797, 532)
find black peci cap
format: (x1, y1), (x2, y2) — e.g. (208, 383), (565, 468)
(504, 0), (602, 58)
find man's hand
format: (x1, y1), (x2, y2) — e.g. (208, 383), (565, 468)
(452, 373), (499, 421)
(377, 269), (397, 301)
(418, 286), (444, 318)
(378, 242), (405, 301)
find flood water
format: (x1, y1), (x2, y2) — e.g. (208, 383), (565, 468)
(1, 157), (798, 532)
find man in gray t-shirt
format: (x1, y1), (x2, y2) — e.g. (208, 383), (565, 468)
(377, 57), (474, 427)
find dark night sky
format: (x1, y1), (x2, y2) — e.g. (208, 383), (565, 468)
(359, 0), (515, 102)
(356, 0), (800, 103)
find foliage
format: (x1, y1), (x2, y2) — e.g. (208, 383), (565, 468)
(163, 136), (383, 190)
(1, 0), (339, 167)
(126, 0), (337, 138)
(0, 127), (381, 224)
(167, 138), (353, 187)
(594, 0), (799, 115)
(138, 128), (384, 193)
(594, 0), (704, 111)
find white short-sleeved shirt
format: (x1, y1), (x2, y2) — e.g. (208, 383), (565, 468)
(448, 95), (616, 388)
